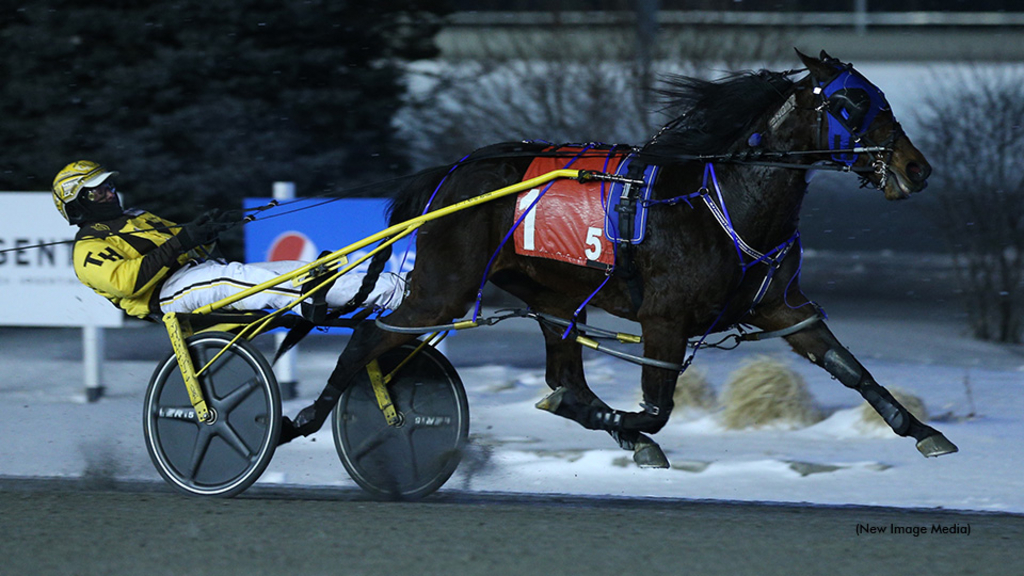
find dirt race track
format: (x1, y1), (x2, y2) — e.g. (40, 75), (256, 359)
(1, 479), (1021, 576)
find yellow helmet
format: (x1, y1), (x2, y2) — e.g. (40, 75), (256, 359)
(52, 160), (119, 224)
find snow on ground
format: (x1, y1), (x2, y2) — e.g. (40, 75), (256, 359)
(1, 292), (1022, 514)
(444, 353), (1022, 512)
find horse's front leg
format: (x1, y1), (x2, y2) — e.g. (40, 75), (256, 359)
(752, 305), (958, 457)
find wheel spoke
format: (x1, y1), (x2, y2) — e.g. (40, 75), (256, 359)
(403, 428), (420, 479)
(349, 427), (392, 461)
(188, 428), (214, 480)
(218, 378), (259, 412)
(217, 422), (256, 460)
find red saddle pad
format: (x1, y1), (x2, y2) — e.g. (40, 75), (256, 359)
(513, 150), (625, 268)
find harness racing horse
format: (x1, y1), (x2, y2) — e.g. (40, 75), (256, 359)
(280, 50), (957, 466)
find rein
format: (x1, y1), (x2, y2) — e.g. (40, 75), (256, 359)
(678, 146), (887, 173)
(449, 143), (888, 176)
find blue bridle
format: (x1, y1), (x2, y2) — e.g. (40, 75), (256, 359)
(815, 64), (891, 166)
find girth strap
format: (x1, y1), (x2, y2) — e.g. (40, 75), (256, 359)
(615, 159), (648, 312)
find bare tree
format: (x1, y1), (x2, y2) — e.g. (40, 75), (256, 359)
(916, 65), (1024, 343)
(396, 9), (790, 168)
(396, 35), (652, 167)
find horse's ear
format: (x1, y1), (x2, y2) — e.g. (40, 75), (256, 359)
(794, 48), (835, 82)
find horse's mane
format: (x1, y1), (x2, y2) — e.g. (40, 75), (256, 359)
(387, 71), (795, 222)
(643, 70), (795, 158)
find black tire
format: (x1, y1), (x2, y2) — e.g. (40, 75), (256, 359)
(333, 343), (469, 500)
(144, 332), (281, 497)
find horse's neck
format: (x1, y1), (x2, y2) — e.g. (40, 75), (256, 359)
(718, 164), (807, 247)
(717, 88), (817, 246)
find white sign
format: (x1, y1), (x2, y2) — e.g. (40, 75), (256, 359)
(0, 192), (123, 327)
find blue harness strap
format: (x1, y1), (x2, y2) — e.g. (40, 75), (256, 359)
(670, 162), (809, 371)
(603, 154), (661, 245)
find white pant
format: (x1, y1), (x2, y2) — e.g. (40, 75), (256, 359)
(158, 260), (405, 314)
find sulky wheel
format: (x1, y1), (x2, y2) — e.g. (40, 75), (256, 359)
(144, 332), (281, 497)
(332, 342), (469, 500)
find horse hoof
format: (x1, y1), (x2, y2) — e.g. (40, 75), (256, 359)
(916, 433), (959, 458)
(634, 441), (670, 468)
(535, 387), (569, 413)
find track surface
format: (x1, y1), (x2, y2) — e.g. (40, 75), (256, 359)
(2, 478), (1021, 576)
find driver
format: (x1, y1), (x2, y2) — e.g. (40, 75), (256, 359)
(53, 160), (405, 319)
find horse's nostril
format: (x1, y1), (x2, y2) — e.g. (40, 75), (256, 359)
(906, 161), (931, 183)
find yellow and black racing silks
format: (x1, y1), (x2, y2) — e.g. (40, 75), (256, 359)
(73, 209), (198, 318)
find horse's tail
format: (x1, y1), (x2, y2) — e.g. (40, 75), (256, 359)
(386, 163), (454, 226)
(340, 164), (453, 316)
(354, 142), (547, 310)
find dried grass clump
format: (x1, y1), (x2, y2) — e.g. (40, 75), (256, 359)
(858, 387), (929, 429)
(673, 367), (717, 412)
(721, 355), (822, 429)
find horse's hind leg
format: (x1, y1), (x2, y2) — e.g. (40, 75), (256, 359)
(751, 304), (958, 457)
(279, 322), (401, 441)
(531, 310), (681, 467)
(529, 306), (670, 467)
(490, 271), (670, 467)
(280, 262), (481, 444)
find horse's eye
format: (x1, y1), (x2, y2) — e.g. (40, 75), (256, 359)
(827, 88), (872, 133)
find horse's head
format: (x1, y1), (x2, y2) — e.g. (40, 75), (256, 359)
(796, 49), (931, 200)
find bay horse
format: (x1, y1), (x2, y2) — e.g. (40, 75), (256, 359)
(281, 49), (957, 465)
